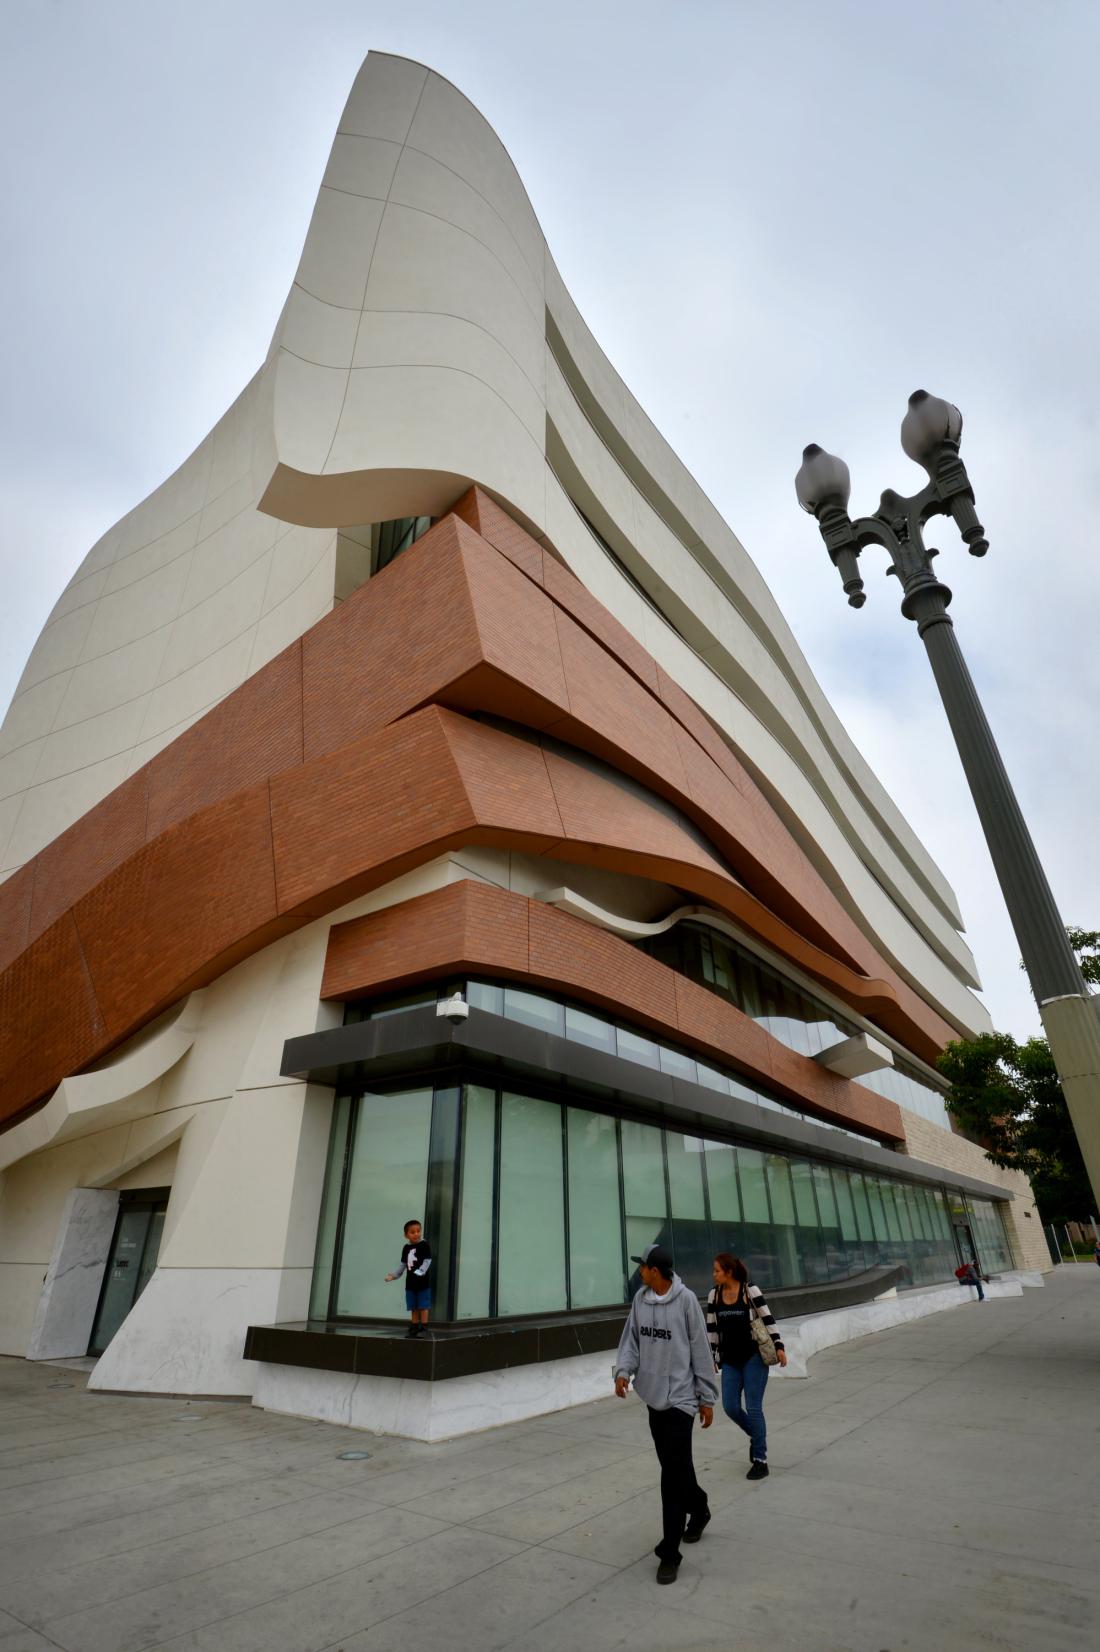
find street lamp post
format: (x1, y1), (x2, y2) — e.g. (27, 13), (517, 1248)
(795, 390), (1100, 1205)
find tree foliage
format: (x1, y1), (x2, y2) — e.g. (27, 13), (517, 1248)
(937, 1032), (1093, 1222)
(1065, 927), (1100, 987)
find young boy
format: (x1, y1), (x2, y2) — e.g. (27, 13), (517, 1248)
(384, 1219), (433, 1336)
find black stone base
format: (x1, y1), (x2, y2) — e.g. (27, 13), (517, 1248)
(244, 1266), (906, 1383)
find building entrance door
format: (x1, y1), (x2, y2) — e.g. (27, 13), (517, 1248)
(88, 1190), (170, 1356)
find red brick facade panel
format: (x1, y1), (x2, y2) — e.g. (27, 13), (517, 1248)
(449, 485), (546, 584)
(0, 913), (105, 1111)
(0, 498), (963, 1128)
(72, 781), (279, 1042)
(0, 863), (35, 976)
(300, 515), (485, 762)
(322, 881), (905, 1144)
(28, 772), (150, 942)
(145, 640), (304, 839)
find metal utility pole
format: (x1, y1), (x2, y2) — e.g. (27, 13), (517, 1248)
(795, 390), (1100, 1205)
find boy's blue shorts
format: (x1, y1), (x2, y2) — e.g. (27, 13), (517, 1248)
(405, 1286), (432, 1311)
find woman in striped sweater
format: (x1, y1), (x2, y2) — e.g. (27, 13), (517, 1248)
(705, 1253), (786, 1479)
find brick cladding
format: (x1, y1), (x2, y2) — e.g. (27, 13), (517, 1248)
(0, 487), (968, 1128)
(901, 1111), (1051, 1273)
(322, 881), (904, 1144)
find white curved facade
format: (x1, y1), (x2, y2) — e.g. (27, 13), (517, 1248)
(0, 51), (985, 1039)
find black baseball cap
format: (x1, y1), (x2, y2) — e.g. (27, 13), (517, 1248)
(631, 1243), (674, 1277)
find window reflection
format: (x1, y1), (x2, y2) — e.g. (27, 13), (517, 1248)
(312, 1080), (984, 1322)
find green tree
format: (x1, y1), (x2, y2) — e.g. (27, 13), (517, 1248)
(941, 926), (1099, 1221)
(937, 1033), (1093, 1222)
(1064, 927), (1100, 987)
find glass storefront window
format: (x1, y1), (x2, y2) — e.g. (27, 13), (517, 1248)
(502, 988), (564, 1038)
(455, 1085), (495, 1318)
(622, 1116), (668, 1266)
(565, 1005), (616, 1054)
(497, 1093), (567, 1314)
(667, 1133), (706, 1218)
(310, 1074), (975, 1322)
(567, 1109), (625, 1307)
(702, 1141), (741, 1221)
(659, 1045), (697, 1083)
(737, 1147), (771, 1224)
(616, 1025), (661, 1069)
(309, 1094), (352, 1319)
(334, 1088), (434, 1319)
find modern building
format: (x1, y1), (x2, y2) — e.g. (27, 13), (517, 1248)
(0, 53), (1048, 1437)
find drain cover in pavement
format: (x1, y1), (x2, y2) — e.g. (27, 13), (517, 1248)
(337, 1450), (372, 1460)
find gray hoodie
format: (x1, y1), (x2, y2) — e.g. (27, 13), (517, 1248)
(615, 1274), (719, 1415)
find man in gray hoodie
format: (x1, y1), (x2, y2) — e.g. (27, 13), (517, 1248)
(614, 1243), (718, 1583)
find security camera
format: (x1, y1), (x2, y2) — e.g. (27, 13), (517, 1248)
(437, 993), (469, 1026)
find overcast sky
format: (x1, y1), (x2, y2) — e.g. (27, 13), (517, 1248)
(2, 0), (1097, 1041)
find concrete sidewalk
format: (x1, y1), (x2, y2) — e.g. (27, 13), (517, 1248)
(0, 1267), (1096, 1652)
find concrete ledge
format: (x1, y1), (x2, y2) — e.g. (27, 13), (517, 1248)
(779, 1274), (1038, 1378)
(251, 1349), (614, 1443)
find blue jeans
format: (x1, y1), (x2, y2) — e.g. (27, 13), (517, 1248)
(959, 1275), (984, 1301)
(721, 1355), (769, 1462)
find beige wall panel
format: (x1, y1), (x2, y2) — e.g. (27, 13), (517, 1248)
(321, 132), (402, 201)
(30, 698), (151, 788)
(388, 145), (545, 321)
(364, 204), (544, 391)
(270, 350), (349, 476)
(51, 626), (171, 731)
(353, 310), (545, 444)
(0, 796), (23, 871)
(4, 750), (132, 871)
(325, 364), (546, 528)
(263, 525), (336, 616)
(102, 514), (201, 598)
(178, 507), (278, 617)
(156, 1089), (318, 1270)
(338, 53), (427, 143)
(46, 565), (110, 625)
(108, 1141), (179, 1191)
(252, 545), (335, 669)
(154, 550), (273, 685)
(293, 187), (385, 311)
(275, 283), (361, 370)
(0, 1266), (49, 1356)
(138, 628), (256, 744)
(0, 673), (72, 758)
(78, 553), (192, 663)
(405, 74), (545, 280)
(14, 602), (96, 695)
(0, 737), (47, 805)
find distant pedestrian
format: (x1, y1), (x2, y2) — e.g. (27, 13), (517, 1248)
(384, 1218), (432, 1336)
(705, 1253), (786, 1479)
(613, 1243), (717, 1585)
(955, 1259), (985, 1301)
(1093, 1238), (1100, 1268)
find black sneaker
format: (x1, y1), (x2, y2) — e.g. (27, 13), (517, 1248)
(746, 1460), (769, 1481)
(656, 1559), (679, 1585)
(405, 1326), (419, 1338)
(683, 1510), (711, 1544)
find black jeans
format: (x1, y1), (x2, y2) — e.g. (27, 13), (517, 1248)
(647, 1405), (708, 1563)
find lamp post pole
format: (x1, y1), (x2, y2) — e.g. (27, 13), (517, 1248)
(795, 391), (1100, 1206)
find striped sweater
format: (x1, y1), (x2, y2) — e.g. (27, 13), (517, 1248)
(705, 1283), (784, 1368)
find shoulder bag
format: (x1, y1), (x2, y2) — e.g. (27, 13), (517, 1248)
(746, 1286), (779, 1367)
